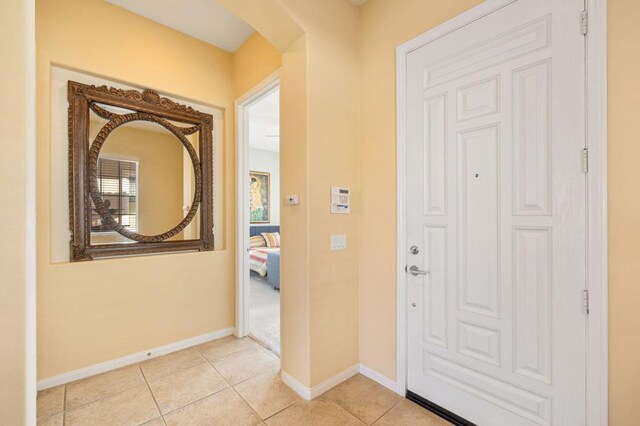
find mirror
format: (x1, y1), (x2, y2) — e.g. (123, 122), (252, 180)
(88, 116), (200, 244)
(68, 82), (214, 260)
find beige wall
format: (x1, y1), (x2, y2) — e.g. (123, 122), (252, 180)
(278, 35), (312, 385)
(32, 1), (640, 421)
(36, 0), (315, 387)
(608, 1), (640, 423)
(36, 0), (236, 379)
(277, 0), (360, 386)
(358, 0), (483, 382)
(359, 0), (640, 423)
(1, 0), (35, 422)
(233, 32), (282, 98)
(36, 0), (359, 393)
(227, 19), (314, 385)
(224, 0), (361, 387)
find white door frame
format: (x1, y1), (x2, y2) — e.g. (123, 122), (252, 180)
(395, 0), (608, 424)
(235, 71), (281, 337)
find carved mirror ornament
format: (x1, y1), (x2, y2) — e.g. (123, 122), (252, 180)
(68, 81), (214, 261)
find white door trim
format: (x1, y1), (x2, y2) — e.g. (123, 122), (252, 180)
(395, 1), (608, 424)
(585, 0), (608, 423)
(235, 70), (280, 337)
(25, 0), (37, 422)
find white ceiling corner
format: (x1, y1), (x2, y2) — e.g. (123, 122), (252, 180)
(104, 0), (255, 52)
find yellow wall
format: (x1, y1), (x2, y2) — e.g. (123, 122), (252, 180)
(233, 32), (282, 98)
(608, 1), (640, 423)
(277, 0), (360, 386)
(1, 0), (35, 422)
(36, 0), (361, 394)
(229, 28), (315, 384)
(223, 0), (361, 388)
(218, 0), (313, 386)
(27, 0), (640, 421)
(278, 34), (312, 386)
(221, 0), (304, 53)
(358, 0), (483, 382)
(36, 0), (236, 379)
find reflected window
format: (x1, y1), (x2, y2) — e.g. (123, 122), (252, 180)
(91, 158), (138, 233)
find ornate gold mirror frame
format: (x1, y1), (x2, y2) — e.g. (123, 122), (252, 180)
(68, 81), (214, 261)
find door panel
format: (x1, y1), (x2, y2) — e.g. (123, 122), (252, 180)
(405, 1), (586, 425)
(512, 60), (551, 216)
(457, 76), (500, 122)
(513, 227), (552, 384)
(458, 125), (500, 318)
(423, 225), (448, 348)
(423, 95), (448, 216)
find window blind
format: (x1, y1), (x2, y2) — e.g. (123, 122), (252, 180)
(91, 158), (138, 233)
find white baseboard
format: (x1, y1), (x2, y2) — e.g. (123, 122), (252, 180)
(310, 364), (359, 399)
(281, 364), (360, 400)
(281, 370), (312, 400)
(37, 327), (234, 391)
(358, 364), (398, 394)
(281, 364), (399, 401)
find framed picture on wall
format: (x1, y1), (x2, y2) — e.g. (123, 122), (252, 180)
(249, 171), (270, 223)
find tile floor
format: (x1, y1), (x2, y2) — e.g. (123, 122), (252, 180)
(37, 336), (450, 425)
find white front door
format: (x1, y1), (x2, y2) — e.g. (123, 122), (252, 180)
(405, 1), (586, 425)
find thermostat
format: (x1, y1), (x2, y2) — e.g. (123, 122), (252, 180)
(286, 194), (300, 205)
(331, 187), (350, 214)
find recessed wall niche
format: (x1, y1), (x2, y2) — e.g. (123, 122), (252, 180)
(50, 66), (224, 262)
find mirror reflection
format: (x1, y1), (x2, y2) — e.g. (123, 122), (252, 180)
(89, 114), (200, 245)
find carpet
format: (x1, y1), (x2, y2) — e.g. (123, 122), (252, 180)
(249, 276), (280, 356)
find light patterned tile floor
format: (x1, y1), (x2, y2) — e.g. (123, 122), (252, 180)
(37, 336), (450, 425)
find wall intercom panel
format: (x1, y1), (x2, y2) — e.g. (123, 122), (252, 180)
(331, 187), (350, 214)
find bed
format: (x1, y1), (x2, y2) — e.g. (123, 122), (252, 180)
(249, 226), (281, 289)
(249, 247), (279, 277)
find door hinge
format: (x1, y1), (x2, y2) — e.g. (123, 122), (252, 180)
(582, 289), (590, 314)
(581, 148), (589, 173)
(581, 10), (588, 35)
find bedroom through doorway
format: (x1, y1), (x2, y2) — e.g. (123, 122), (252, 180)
(237, 77), (281, 356)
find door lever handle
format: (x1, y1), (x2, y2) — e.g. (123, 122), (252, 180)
(409, 265), (429, 276)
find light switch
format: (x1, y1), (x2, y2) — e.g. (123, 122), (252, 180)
(331, 234), (347, 251)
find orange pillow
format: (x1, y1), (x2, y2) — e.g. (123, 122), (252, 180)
(250, 235), (266, 248)
(261, 232), (280, 248)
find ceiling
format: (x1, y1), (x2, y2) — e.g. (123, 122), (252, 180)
(105, 0), (367, 52)
(105, 0), (254, 52)
(248, 89), (279, 153)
